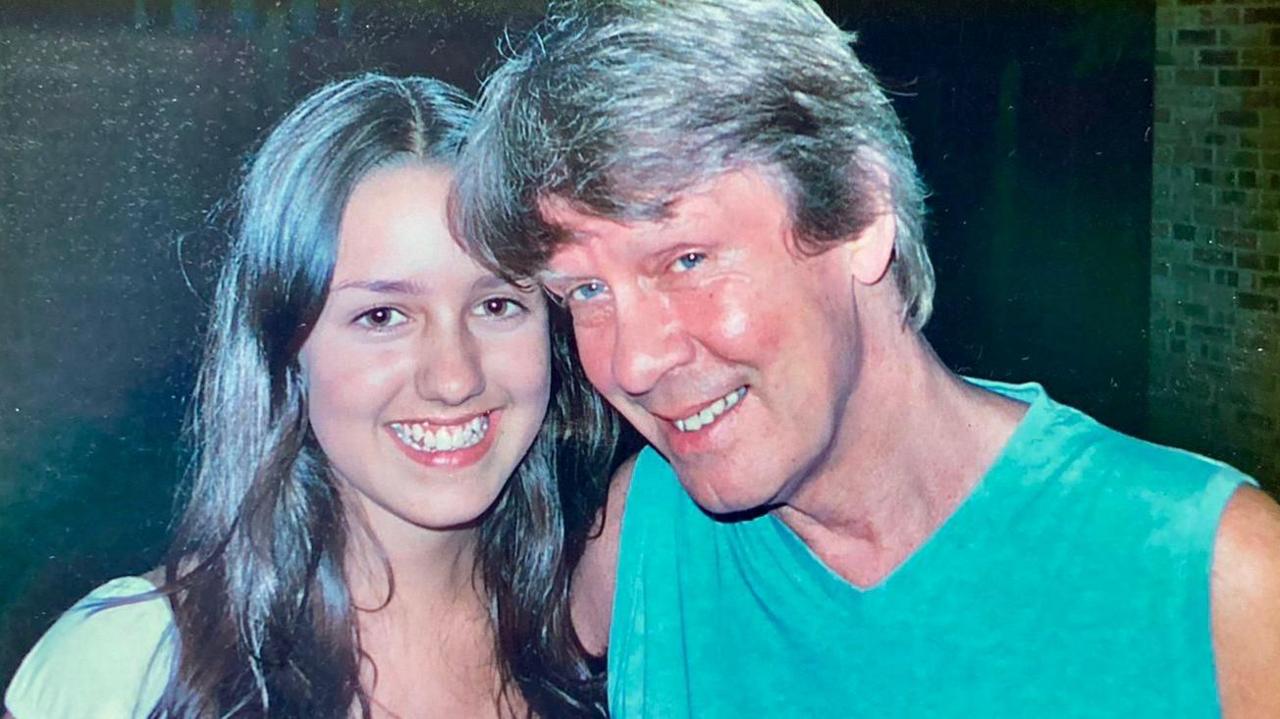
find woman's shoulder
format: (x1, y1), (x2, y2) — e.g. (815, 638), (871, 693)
(5, 576), (176, 719)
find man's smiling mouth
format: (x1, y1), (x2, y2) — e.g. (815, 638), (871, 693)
(673, 387), (747, 432)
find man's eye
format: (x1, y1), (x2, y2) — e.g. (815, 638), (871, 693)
(473, 297), (528, 319)
(568, 280), (607, 302)
(354, 307), (408, 330)
(671, 252), (706, 273)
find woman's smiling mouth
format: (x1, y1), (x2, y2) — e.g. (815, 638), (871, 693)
(389, 412), (492, 453)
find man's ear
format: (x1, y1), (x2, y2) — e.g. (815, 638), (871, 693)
(849, 209), (896, 286)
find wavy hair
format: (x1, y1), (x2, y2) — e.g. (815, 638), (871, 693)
(457, 0), (935, 329)
(146, 73), (615, 717)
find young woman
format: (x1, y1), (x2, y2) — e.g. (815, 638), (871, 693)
(4, 74), (615, 718)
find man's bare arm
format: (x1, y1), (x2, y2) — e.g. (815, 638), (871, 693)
(571, 453), (639, 656)
(1213, 485), (1280, 718)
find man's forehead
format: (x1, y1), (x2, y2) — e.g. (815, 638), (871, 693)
(537, 194), (650, 239)
(543, 169), (792, 249)
(535, 196), (667, 274)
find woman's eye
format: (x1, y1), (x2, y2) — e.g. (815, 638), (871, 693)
(568, 280), (607, 303)
(354, 307), (408, 330)
(474, 297), (528, 318)
(671, 252), (706, 273)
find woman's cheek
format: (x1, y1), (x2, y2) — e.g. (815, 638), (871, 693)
(490, 328), (553, 405)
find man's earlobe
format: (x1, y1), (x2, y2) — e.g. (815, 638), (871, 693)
(849, 210), (896, 286)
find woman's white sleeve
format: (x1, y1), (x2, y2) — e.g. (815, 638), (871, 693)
(5, 576), (175, 719)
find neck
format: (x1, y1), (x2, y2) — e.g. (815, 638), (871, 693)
(343, 504), (483, 616)
(773, 293), (1026, 588)
(344, 509), (509, 718)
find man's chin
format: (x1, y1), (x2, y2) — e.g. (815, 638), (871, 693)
(678, 473), (778, 522)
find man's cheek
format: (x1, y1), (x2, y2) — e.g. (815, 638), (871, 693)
(690, 290), (780, 355)
(574, 328), (617, 391)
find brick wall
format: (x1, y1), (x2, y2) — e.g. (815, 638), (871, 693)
(1151, 0), (1279, 490)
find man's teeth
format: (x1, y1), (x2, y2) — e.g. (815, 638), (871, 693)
(674, 388), (745, 432)
(390, 415), (489, 452)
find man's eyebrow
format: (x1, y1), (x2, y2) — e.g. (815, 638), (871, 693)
(330, 278), (427, 295)
(535, 269), (578, 287)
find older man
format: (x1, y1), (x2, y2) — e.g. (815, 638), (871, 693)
(455, 1), (1280, 716)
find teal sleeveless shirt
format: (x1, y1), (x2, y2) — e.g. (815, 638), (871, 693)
(608, 380), (1253, 717)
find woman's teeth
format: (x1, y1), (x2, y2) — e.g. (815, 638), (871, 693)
(390, 415), (489, 452)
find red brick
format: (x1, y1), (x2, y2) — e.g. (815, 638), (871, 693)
(1226, 151), (1261, 168)
(1244, 8), (1280, 24)
(1242, 49), (1280, 67)
(1176, 264), (1214, 284)
(1200, 49), (1239, 66)
(1176, 105), (1218, 125)
(1257, 229), (1280, 252)
(1219, 26), (1269, 46)
(1234, 332), (1274, 352)
(1243, 213), (1279, 232)
(1201, 7), (1241, 25)
(1220, 189), (1249, 206)
(1236, 292), (1279, 313)
(1219, 110), (1261, 127)
(1177, 68), (1217, 86)
(1220, 69), (1261, 87)
(1178, 28), (1218, 45)
(1218, 229), (1260, 249)
(1237, 253), (1280, 272)
(1175, 145), (1215, 164)
(1195, 206), (1237, 226)
(1243, 90), (1280, 109)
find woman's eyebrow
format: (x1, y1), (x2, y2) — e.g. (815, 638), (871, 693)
(330, 278), (428, 295)
(473, 274), (532, 293)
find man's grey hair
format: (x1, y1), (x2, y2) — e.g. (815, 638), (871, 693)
(456, 0), (935, 329)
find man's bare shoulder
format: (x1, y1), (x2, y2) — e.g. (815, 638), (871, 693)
(571, 452), (640, 656)
(1212, 485), (1280, 718)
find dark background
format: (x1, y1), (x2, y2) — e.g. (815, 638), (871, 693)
(1, 0), (1156, 681)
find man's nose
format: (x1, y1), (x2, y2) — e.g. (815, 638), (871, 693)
(610, 290), (694, 397)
